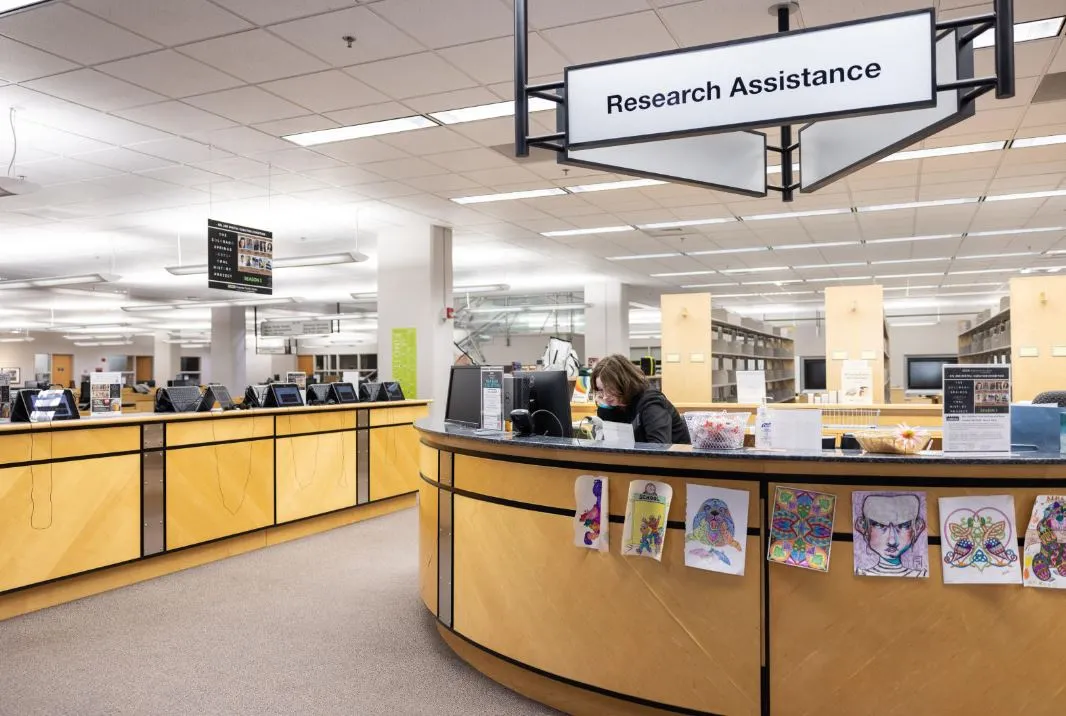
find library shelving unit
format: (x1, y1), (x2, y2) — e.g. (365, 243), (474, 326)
(710, 318), (796, 403)
(957, 307), (1011, 365)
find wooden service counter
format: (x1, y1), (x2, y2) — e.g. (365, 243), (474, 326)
(571, 401), (944, 428)
(0, 400), (428, 620)
(416, 421), (1066, 716)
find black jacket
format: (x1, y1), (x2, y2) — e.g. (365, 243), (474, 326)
(599, 389), (691, 445)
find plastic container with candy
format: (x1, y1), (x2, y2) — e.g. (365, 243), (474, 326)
(684, 411), (751, 450)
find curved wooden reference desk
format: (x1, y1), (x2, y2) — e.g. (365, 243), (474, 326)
(417, 421), (1066, 716)
(0, 400), (428, 620)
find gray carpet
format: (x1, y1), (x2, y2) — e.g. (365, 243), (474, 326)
(0, 508), (559, 716)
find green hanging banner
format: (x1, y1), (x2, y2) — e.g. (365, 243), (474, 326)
(391, 327), (418, 398)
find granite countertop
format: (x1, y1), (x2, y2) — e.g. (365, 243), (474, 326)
(416, 419), (1066, 465)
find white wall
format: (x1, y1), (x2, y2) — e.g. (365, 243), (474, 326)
(887, 322), (963, 388)
(0, 334), (154, 385)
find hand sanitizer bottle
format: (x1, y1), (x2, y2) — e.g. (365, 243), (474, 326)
(755, 400), (772, 449)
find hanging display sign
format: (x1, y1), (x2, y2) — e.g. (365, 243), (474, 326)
(565, 9), (935, 149)
(207, 219), (273, 295)
(942, 364), (1011, 453)
(90, 371), (123, 417)
(260, 320), (333, 338)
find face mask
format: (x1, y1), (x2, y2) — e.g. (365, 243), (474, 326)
(597, 405), (622, 421)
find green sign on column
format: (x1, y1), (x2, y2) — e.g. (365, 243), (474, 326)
(391, 327), (417, 398)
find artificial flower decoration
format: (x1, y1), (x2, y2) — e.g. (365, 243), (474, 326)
(893, 423), (928, 451)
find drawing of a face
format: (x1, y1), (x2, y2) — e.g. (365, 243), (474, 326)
(858, 494), (925, 565)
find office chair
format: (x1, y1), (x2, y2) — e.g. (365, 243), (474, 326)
(1032, 391), (1066, 408)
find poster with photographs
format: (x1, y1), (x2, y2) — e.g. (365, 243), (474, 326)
(90, 371), (123, 417)
(942, 365), (1011, 452)
(207, 219), (273, 295)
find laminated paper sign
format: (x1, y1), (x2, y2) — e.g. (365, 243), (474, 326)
(574, 475), (609, 551)
(939, 495), (1022, 585)
(622, 480), (672, 561)
(767, 486), (836, 572)
(1022, 495), (1066, 589)
(685, 484), (750, 576)
(852, 491), (929, 578)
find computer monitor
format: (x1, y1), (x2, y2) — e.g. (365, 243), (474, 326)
(907, 355), (958, 392)
(78, 379), (91, 409)
(264, 382), (303, 408)
(306, 384), (332, 406)
(639, 356), (657, 376)
(197, 385), (234, 411)
(329, 382), (359, 404)
(520, 370), (572, 438)
(360, 382), (386, 402)
(155, 385), (203, 413)
(382, 381), (404, 401)
(12, 388), (79, 423)
(802, 358), (827, 391)
(445, 365), (482, 427)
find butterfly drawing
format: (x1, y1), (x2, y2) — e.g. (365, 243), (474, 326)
(944, 510), (1018, 571)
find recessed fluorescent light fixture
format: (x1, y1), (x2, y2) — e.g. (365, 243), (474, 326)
(637, 217), (736, 229)
(958, 252), (1036, 260)
(972, 16), (1065, 49)
(567, 179), (666, 193)
(428, 97), (555, 125)
(804, 275), (874, 282)
(284, 115), (437, 147)
(606, 252), (682, 261)
(947, 268), (1019, 275)
(742, 279), (805, 286)
(451, 187), (566, 204)
(741, 208), (851, 221)
(871, 257), (951, 265)
(766, 163), (800, 176)
(968, 226), (1064, 237)
(650, 270), (717, 278)
(865, 233), (959, 245)
(858, 198), (978, 212)
(540, 225), (634, 237)
(793, 262), (867, 269)
(719, 266), (788, 274)
(872, 272), (945, 279)
(0, 273), (114, 290)
(774, 241), (861, 250)
(165, 251), (366, 275)
(881, 285), (938, 291)
(465, 302), (588, 314)
(1011, 134), (1066, 149)
(680, 282), (745, 289)
(687, 247), (768, 256)
(883, 141), (1006, 162)
(984, 189), (1066, 202)
(453, 284), (510, 293)
(121, 297), (295, 312)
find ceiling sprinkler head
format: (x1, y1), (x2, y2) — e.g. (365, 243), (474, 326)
(343, 35), (356, 48)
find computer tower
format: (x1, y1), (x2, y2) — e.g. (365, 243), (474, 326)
(504, 373), (531, 418)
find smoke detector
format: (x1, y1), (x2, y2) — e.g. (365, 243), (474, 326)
(0, 176), (40, 197)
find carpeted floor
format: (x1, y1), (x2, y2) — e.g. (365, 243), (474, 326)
(0, 507), (559, 716)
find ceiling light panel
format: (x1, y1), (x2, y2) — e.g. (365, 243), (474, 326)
(1011, 134), (1066, 149)
(451, 188), (566, 204)
(741, 208), (852, 221)
(428, 97), (555, 125)
(857, 198), (978, 212)
(541, 226), (634, 237)
(882, 141), (1006, 162)
(637, 218), (736, 229)
(567, 179), (665, 193)
(283, 115), (437, 146)
(972, 16), (1065, 48)
(606, 252), (682, 261)
(687, 247), (768, 256)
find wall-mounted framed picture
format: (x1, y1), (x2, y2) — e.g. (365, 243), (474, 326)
(0, 368), (20, 385)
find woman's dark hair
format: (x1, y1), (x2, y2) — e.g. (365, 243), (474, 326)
(591, 354), (648, 404)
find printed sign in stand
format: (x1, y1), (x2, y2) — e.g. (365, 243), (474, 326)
(840, 360), (874, 405)
(90, 371), (123, 417)
(0, 374), (9, 419)
(737, 370), (767, 404)
(208, 219), (273, 295)
(942, 364), (1012, 453)
(480, 367), (504, 431)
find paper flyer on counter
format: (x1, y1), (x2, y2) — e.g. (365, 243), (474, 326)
(942, 364), (1011, 453)
(839, 360), (874, 405)
(479, 367), (504, 431)
(621, 480), (672, 561)
(736, 370), (766, 404)
(90, 372), (123, 417)
(685, 484), (749, 575)
(574, 475), (609, 551)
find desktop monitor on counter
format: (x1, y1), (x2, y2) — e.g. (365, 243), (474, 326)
(907, 355), (957, 394)
(445, 365), (482, 427)
(382, 381), (404, 401)
(329, 382), (360, 404)
(802, 358), (827, 392)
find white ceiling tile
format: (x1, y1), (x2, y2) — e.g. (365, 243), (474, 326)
(659, 0), (785, 47)
(314, 137), (411, 164)
(261, 70), (388, 113)
(526, 0), (652, 30)
(345, 53), (477, 99)
(0, 4), (160, 64)
(244, 173), (331, 194)
(540, 11), (676, 65)
(0, 37), (77, 83)
(438, 34), (566, 84)
(179, 30), (328, 84)
(362, 157), (449, 180)
(402, 86), (501, 114)
(253, 115), (340, 137)
(17, 156), (123, 185)
(404, 173), (485, 193)
(209, 0), (359, 25)
(303, 165), (384, 187)
(137, 165), (226, 187)
(129, 137), (233, 163)
(1021, 100), (1066, 129)
(190, 127), (294, 155)
(461, 165), (544, 186)
(252, 148), (345, 173)
(378, 126), (479, 154)
(37, 105), (173, 145)
(448, 115), (526, 146)
(185, 86), (309, 124)
(8, 121), (114, 156)
(324, 102), (414, 126)
(269, 6), (425, 66)
(23, 69), (165, 111)
(98, 51), (244, 98)
(351, 181), (423, 199)
(73, 147), (176, 172)
(938, 106), (1025, 137)
(204, 180), (269, 201)
(70, 0), (253, 46)
(192, 156), (275, 180)
(373, 0), (512, 49)
(488, 73), (559, 101)
(116, 101), (237, 135)
(975, 40), (1057, 80)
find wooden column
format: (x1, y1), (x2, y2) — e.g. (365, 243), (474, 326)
(660, 293), (714, 403)
(1010, 276), (1066, 401)
(824, 284), (888, 403)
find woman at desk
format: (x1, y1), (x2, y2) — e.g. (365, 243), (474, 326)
(591, 354), (690, 445)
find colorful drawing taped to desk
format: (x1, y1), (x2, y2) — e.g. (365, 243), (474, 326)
(1022, 495), (1066, 589)
(685, 484), (749, 576)
(767, 486), (836, 572)
(574, 475), (609, 551)
(939, 495), (1022, 585)
(622, 480), (672, 561)
(852, 491), (929, 578)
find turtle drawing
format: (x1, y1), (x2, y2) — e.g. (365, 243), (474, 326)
(1030, 499), (1066, 583)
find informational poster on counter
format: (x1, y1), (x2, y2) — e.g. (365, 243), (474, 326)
(737, 370), (766, 404)
(840, 360), (874, 404)
(90, 371), (123, 417)
(0, 374), (9, 419)
(942, 364), (1011, 453)
(480, 367), (504, 431)
(207, 219), (272, 295)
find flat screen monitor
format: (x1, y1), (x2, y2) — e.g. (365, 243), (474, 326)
(907, 355), (958, 391)
(382, 381), (404, 401)
(802, 358), (827, 391)
(329, 382), (359, 404)
(265, 383), (303, 408)
(522, 370), (572, 438)
(78, 379), (91, 408)
(360, 382), (386, 402)
(155, 385), (203, 413)
(11, 388), (79, 422)
(445, 365), (482, 427)
(197, 385), (233, 411)
(306, 384), (332, 406)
